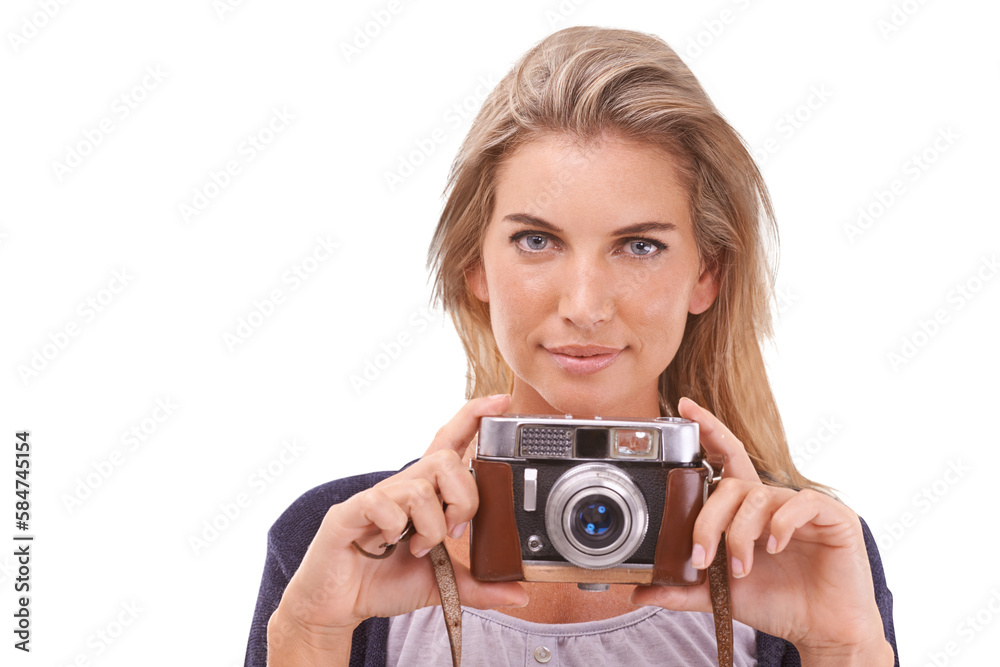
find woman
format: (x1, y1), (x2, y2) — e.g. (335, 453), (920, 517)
(246, 26), (898, 666)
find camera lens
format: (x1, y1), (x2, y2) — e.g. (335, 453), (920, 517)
(571, 495), (623, 547)
(545, 463), (649, 569)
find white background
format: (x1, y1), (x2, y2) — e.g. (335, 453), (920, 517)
(1, 0), (997, 665)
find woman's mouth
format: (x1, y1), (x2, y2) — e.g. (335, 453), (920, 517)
(545, 345), (623, 375)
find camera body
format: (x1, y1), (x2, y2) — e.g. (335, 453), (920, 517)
(470, 414), (713, 587)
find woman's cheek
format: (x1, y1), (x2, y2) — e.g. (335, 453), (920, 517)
(633, 301), (688, 358)
(493, 271), (549, 324)
(489, 290), (537, 359)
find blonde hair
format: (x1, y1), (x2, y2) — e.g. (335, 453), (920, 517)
(428, 26), (816, 490)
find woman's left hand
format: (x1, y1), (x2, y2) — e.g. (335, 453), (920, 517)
(630, 398), (895, 666)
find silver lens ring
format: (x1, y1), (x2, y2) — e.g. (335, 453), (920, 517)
(561, 487), (632, 556)
(544, 463), (649, 569)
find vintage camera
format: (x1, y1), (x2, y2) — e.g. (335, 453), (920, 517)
(470, 415), (715, 589)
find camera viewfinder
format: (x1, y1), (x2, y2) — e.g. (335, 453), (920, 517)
(611, 428), (659, 459)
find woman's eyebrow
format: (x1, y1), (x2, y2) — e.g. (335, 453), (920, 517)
(613, 221), (677, 236)
(502, 213), (562, 232)
(501, 213), (676, 236)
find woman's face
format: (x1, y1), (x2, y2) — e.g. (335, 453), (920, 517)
(468, 133), (718, 418)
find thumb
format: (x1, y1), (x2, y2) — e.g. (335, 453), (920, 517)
(424, 394), (511, 457)
(629, 582), (711, 613)
(452, 561), (528, 609)
(678, 397), (758, 482)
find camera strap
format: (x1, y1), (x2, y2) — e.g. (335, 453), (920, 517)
(706, 454), (734, 667)
(708, 536), (734, 666)
(352, 528), (464, 667)
(352, 530), (464, 667)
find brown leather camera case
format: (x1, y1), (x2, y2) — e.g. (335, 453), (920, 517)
(469, 458), (524, 581)
(470, 459), (708, 585)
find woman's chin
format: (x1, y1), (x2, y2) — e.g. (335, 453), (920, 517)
(510, 373), (661, 418)
(532, 390), (654, 419)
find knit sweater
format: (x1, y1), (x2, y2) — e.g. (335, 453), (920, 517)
(244, 467), (899, 666)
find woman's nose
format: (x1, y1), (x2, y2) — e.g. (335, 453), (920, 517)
(557, 258), (615, 329)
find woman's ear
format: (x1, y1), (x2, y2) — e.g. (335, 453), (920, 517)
(688, 259), (719, 315)
(466, 263), (489, 303)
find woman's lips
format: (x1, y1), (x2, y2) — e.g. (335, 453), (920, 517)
(546, 345), (623, 376)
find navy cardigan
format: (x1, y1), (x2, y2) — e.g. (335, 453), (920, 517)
(245, 467), (899, 666)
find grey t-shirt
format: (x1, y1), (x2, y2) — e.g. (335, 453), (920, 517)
(387, 605), (757, 666)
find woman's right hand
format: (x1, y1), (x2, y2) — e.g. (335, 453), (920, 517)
(266, 394), (527, 664)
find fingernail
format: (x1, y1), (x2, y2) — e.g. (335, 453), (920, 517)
(449, 522), (468, 539)
(766, 534), (777, 554)
(487, 393), (509, 400)
(731, 556), (745, 578)
(691, 543), (707, 569)
(414, 547), (431, 558)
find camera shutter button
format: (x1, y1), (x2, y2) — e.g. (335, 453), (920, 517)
(533, 646), (552, 663)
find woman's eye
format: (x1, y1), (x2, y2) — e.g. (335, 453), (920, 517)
(514, 234), (550, 252)
(625, 239), (663, 257)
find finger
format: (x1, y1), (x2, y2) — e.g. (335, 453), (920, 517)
(678, 397), (758, 482)
(423, 394), (511, 457)
(629, 582), (710, 613)
(691, 477), (753, 568)
(399, 449), (480, 537)
(375, 477), (450, 557)
(725, 485), (794, 577)
(441, 484), (479, 539)
(766, 489), (859, 554)
(323, 488), (410, 550)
